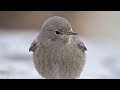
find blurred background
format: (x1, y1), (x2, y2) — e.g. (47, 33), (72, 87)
(0, 11), (120, 79)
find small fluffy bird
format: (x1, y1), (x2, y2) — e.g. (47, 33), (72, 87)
(29, 16), (87, 79)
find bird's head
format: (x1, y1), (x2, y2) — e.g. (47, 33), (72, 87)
(40, 16), (78, 43)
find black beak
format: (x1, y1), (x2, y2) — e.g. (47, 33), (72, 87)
(66, 32), (78, 35)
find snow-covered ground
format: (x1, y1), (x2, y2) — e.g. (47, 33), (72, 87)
(0, 30), (120, 79)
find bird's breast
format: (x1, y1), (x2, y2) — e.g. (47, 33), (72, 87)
(33, 42), (86, 79)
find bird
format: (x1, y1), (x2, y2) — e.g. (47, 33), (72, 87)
(29, 16), (87, 79)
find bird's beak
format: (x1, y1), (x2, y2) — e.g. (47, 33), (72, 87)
(66, 32), (78, 35)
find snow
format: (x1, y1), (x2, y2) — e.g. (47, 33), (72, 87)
(0, 30), (120, 79)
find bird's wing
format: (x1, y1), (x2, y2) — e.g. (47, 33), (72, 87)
(29, 37), (38, 52)
(72, 35), (87, 51)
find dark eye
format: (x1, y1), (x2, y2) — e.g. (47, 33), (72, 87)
(55, 31), (61, 35)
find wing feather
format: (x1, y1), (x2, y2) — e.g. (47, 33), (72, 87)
(72, 36), (87, 51)
(29, 37), (38, 52)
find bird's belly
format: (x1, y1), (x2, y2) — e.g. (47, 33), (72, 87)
(33, 45), (86, 79)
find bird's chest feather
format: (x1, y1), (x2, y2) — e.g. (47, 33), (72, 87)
(33, 42), (85, 79)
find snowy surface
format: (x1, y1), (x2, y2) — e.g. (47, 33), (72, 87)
(0, 30), (120, 79)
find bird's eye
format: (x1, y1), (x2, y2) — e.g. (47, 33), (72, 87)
(55, 31), (61, 35)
